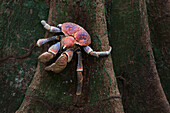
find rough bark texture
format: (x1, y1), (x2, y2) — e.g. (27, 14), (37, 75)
(139, 0), (170, 112)
(0, 0), (49, 112)
(1, 0), (169, 112)
(93, 1), (123, 112)
(147, 0), (170, 102)
(16, 0), (124, 113)
(106, 0), (170, 113)
(16, 0), (57, 112)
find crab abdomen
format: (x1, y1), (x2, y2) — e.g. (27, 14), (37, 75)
(62, 22), (91, 46)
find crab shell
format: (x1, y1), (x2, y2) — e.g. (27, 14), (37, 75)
(61, 22), (91, 46)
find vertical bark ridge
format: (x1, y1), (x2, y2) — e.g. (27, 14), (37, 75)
(106, 0), (170, 112)
(16, 0), (56, 112)
(139, 0), (170, 112)
(93, 0), (124, 113)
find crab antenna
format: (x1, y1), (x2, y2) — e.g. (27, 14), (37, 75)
(57, 24), (62, 29)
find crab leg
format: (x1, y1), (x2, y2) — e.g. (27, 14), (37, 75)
(38, 42), (60, 63)
(41, 20), (61, 33)
(37, 35), (63, 47)
(45, 49), (74, 73)
(83, 46), (112, 57)
(76, 51), (83, 95)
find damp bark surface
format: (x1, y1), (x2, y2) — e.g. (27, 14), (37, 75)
(106, 0), (170, 113)
(16, 0), (124, 113)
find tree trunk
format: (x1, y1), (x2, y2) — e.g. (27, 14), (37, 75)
(139, 0), (170, 112)
(16, 0), (124, 113)
(106, 0), (170, 113)
(147, 0), (170, 102)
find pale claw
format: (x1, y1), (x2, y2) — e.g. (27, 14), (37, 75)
(45, 54), (68, 73)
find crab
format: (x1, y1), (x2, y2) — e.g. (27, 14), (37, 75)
(37, 20), (112, 95)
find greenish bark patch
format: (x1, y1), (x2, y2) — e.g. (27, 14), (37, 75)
(0, 0), (49, 112)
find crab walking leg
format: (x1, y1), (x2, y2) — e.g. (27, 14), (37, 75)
(37, 35), (62, 47)
(41, 20), (61, 33)
(45, 49), (74, 73)
(38, 42), (60, 63)
(83, 46), (112, 57)
(76, 51), (83, 95)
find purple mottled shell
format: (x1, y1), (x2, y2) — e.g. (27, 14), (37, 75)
(62, 22), (91, 46)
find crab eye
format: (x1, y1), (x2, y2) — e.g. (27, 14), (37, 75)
(57, 24), (62, 29)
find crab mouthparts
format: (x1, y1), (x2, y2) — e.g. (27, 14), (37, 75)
(63, 46), (66, 50)
(61, 36), (75, 50)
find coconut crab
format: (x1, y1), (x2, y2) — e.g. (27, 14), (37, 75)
(37, 20), (112, 95)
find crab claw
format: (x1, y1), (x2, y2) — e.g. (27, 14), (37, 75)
(45, 54), (68, 73)
(38, 52), (54, 63)
(45, 49), (73, 73)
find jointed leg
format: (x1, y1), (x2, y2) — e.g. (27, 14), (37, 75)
(37, 35), (63, 47)
(41, 20), (61, 33)
(38, 42), (60, 63)
(83, 46), (112, 57)
(76, 51), (83, 95)
(45, 49), (74, 73)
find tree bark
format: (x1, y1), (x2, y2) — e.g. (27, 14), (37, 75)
(147, 0), (170, 102)
(0, 0), (49, 112)
(16, 0), (124, 113)
(106, 0), (170, 113)
(139, 0), (170, 112)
